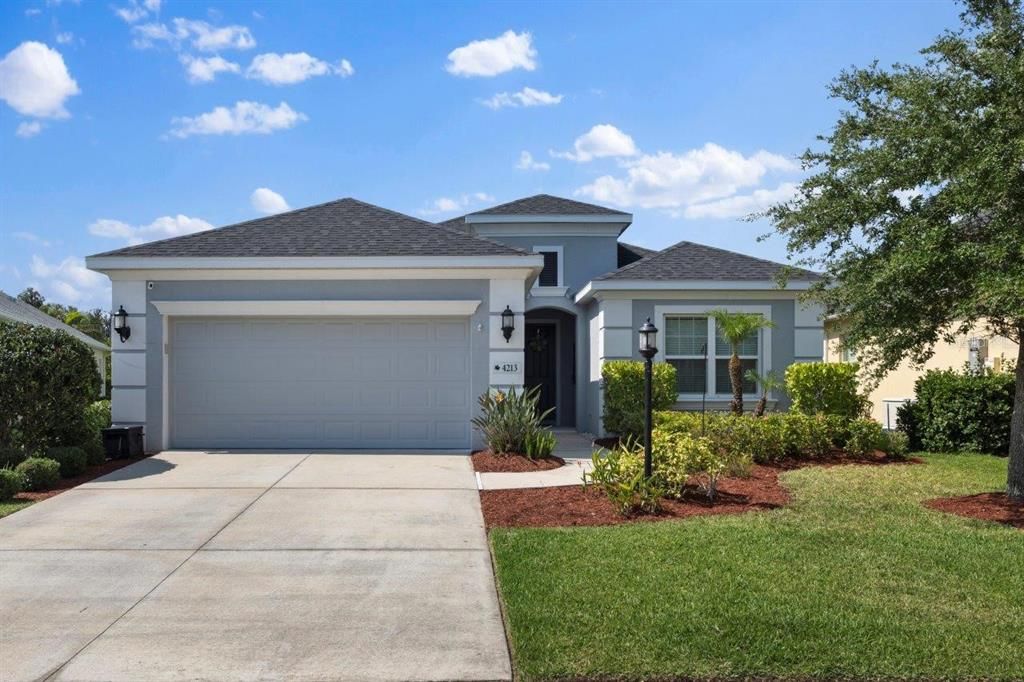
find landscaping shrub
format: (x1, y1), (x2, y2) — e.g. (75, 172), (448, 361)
(602, 360), (677, 438)
(653, 428), (750, 501)
(0, 468), (24, 501)
(585, 444), (665, 515)
(45, 446), (88, 478)
(472, 387), (554, 455)
(785, 362), (868, 418)
(845, 418), (886, 457)
(524, 429), (556, 459)
(15, 457), (60, 492)
(899, 367), (1014, 455)
(82, 400), (111, 465)
(0, 321), (100, 454)
(882, 431), (910, 460)
(0, 447), (27, 469)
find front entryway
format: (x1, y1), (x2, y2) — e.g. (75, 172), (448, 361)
(524, 308), (576, 427)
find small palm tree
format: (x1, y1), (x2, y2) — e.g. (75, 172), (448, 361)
(744, 369), (785, 417)
(708, 309), (775, 415)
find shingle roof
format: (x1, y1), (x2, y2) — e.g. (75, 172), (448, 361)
(596, 240), (821, 281)
(0, 292), (110, 352)
(89, 198), (527, 258)
(468, 194), (629, 217)
(617, 242), (656, 268)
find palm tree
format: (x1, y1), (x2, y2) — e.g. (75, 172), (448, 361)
(744, 369), (785, 417)
(709, 309), (775, 415)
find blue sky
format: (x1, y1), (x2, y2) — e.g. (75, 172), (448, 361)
(1, 0), (960, 309)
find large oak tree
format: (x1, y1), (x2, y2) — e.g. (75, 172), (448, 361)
(763, 0), (1024, 499)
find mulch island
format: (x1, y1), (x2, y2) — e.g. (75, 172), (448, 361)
(15, 456), (149, 502)
(481, 452), (916, 528)
(472, 451), (565, 473)
(925, 492), (1024, 530)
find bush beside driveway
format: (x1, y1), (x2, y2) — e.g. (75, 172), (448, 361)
(490, 453), (1024, 681)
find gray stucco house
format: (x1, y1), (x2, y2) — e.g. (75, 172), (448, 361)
(85, 195), (823, 452)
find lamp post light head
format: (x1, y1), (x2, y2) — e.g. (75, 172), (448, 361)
(500, 305), (515, 342)
(638, 317), (658, 359)
(112, 305), (131, 343)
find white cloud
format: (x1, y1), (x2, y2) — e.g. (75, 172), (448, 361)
(516, 151), (549, 171)
(245, 52), (354, 85)
(13, 230), (53, 247)
(29, 255), (109, 307)
(0, 42), (80, 119)
(250, 187), (289, 215)
(25, 8), (42, 16)
(446, 30), (536, 77)
(114, 0), (160, 23)
(180, 54), (239, 83)
(576, 142), (799, 216)
(419, 192), (494, 216)
(481, 87), (562, 110)
(552, 124), (637, 163)
(89, 214), (214, 245)
(16, 121), (43, 138)
(168, 100), (307, 138)
(133, 18), (254, 52)
(55, 31), (74, 44)
(681, 182), (799, 220)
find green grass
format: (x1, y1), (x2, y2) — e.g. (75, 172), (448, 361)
(0, 499), (33, 518)
(490, 454), (1024, 681)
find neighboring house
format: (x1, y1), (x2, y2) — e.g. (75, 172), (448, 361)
(0, 291), (111, 397)
(825, 320), (1020, 428)
(85, 195), (823, 452)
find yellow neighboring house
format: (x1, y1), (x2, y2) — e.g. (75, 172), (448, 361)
(824, 320), (1019, 428)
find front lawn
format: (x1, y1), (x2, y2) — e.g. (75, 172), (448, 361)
(490, 454), (1024, 681)
(0, 500), (33, 519)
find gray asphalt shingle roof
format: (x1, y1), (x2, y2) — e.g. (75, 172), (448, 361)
(0, 291), (110, 352)
(596, 240), (821, 281)
(89, 198), (526, 258)
(468, 194), (629, 217)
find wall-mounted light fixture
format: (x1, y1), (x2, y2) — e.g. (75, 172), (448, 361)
(500, 305), (515, 342)
(112, 305), (131, 343)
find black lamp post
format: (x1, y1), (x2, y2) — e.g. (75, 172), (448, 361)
(638, 317), (658, 479)
(112, 305), (131, 343)
(500, 305), (515, 342)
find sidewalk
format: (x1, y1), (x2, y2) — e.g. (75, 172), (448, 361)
(477, 430), (600, 491)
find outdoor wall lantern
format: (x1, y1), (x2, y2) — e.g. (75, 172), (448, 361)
(112, 305), (131, 343)
(501, 305), (515, 342)
(638, 317), (659, 478)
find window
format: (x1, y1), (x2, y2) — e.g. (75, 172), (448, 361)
(533, 246), (563, 287)
(664, 317), (708, 394)
(662, 314), (763, 396)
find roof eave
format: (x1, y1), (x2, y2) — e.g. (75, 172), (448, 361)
(464, 213), (632, 226)
(86, 254), (544, 273)
(574, 279), (816, 304)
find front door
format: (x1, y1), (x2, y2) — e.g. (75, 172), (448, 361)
(525, 323), (557, 423)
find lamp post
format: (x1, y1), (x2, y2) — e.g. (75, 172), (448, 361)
(638, 317), (658, 479)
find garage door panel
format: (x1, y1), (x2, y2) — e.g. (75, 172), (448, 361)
(170, 317), (471, 449)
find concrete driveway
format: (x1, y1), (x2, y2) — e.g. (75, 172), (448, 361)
(0, 452), (510, 682)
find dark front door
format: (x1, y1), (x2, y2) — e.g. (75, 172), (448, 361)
(525, 323), (557, 423)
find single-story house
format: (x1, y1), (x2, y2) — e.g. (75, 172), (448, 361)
(825, 320), (1020, 428)
(85, 194), (824, 452)
(0, 290), (111, 396)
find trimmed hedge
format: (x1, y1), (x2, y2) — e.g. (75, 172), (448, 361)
(898, 367), (1014, 455)
(45, 446), (88, 478)
(0, 321), (100, 454)
(15, 457), (60, 492)
(82, 400), (111, 465)
(785, 362), (868, 419)
(0, 469), (24, 501)
(602, 360), (677, 439)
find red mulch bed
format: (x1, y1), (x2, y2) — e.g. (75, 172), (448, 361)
(925, 492), (1024, 530)
(482, 464), (789, 528)
(471, 451), (565, 473)
(481, 451), (920, 528)
(15, 456), (150, 502)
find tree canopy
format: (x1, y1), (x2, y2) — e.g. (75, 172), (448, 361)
(761, 0), (1024, 498)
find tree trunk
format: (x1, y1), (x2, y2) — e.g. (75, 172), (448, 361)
(729, 352), (743, 415)
(1007, 330), (1024, 501)
(754, 395), (767, 417)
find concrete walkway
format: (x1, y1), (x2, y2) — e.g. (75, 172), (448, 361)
(0, 451), (510, 682)
(477, 430), (601, 491)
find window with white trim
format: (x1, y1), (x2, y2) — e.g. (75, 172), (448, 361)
(663, 315), (762, 396)
(532, 246), (563, 287)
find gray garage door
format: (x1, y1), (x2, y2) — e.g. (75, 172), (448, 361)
(169, 317), (472, 450)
